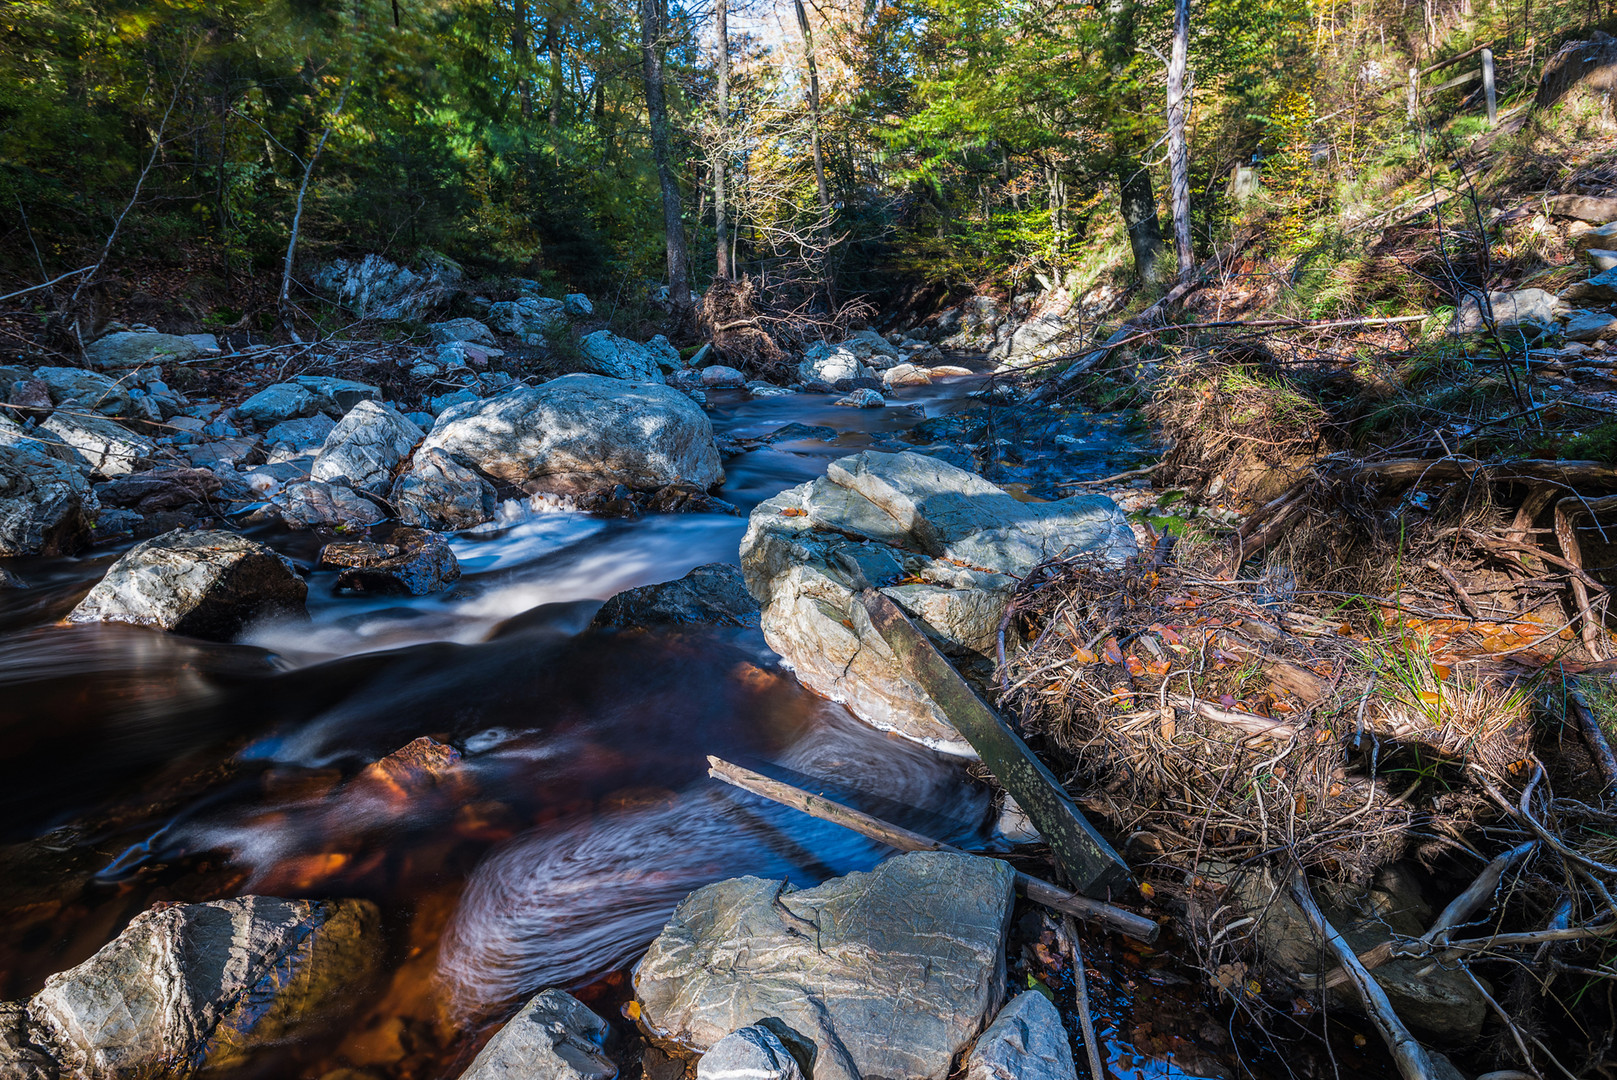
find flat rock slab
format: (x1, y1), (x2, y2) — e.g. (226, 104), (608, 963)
(1451, 288), (1562, 333)
(28, 896), (378, 1079)
(68, 529), (307, 640)
(419, 374), (723, 495)
(740, 450), (1132, 751)
(634, 851), (1016, 1080)
(457, 989), (616, 1080)
(83, 331), (202, 369)
(40, 413), (153, 477)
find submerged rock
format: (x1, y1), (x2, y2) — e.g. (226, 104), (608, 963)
(740, 450), (1133, 751)
(834, 388), (885, 408)
(0, 441), (98, 556)
(311, 400), (424, 492)
(68, 529), (307, 639)
(590, 563), (760, 630)
(634, 851), (1016, 1080)
(392, 448), (498, 531)
(28, 896), (379, 1079)
(458, 989), (616, 1080)
(964, 992), (1076, 1080)
(318, 528), (460, 595)
(418, 374), (723, 496)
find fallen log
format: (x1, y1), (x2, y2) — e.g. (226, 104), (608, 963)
(858, 588), (1134, 896)
(1289, 872), (1439, 1080)
(1566, 684), (1617, 791)
(706, 756), (1159, 942)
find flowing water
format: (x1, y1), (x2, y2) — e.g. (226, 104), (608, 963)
(0, 378), (1245, 1080)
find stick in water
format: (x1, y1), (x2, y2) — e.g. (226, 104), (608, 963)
(1062, 916), (1109, 1080)
(706, 756), (1158, 943)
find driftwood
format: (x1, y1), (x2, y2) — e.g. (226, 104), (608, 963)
(858, 588), (1134, 896)
(706, 756), (1159, 942)
(1166, 692), (1301, 742)
(1060, 917), (1109, 1080)
(1566, 685), (1617, 791)
(1289, 872), (1439, 1080)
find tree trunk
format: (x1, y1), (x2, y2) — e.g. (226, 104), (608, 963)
(793, 0), (831, 217)
(1118, 155), (1166, 284)
(1166, 0), (1192, 277)
(280, 85), (351, 343)
(714, 0), (730, 279)
(547, 4), (567, 128)
(514, 0), (532, 119)
(639, 0), (693, 308)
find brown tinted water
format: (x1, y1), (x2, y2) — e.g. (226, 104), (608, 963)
(0, 379), (1278, 1080)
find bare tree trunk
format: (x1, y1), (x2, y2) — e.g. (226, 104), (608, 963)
(640, 0), (693, 308)
(279, 84), (351, 342)
(1166, 0), (1193, 278)
(714, 0), (730, 280)
(546, 4), (568, 128)
(1118, 154), (1166, 284)
(514, 0), (533, 119)
(793, 0), (831, 217)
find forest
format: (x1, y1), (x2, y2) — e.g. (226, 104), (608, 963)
(4, 0), (1617, 1079)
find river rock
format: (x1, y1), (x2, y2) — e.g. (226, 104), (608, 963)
(27, 895), (379, 1079)
(740, 451), (1133, 751)
(83, 331), (202, 370)
(39, 412), (154, 476)
(883, 363), (933, 388)
(1564, 268), (1617, 304)
(418, 374), (723, 496)
(392, 448), (498, 530)
(237, 383), (320, 427)
(700, 365), (746, 389)
(457, 989), (616, 1080)
(97, 468), (223, 514)
(319, 528), (460, 595)
(964, 992), (1076, 1080)
(834, 388), (885, 408)
(565, 293), (594, 317)
(634, 852), (1016, 1080)
(430, 318), (496, 346)
(0, 440), (98, 556)
(311, 401), (423, 492)
(290, 375), (381, 415)
(798, 342), (872, 385)
(697, 1025), (805, 1080)
(1589, 249), (1617, 272)
(577, 331), (665, 382)
(1565, 309), (1617, 342)
(590, 563), (760, 630)
(1451, 288), (1563, 334)
(68, 529), (307, 638)
(0, 1002), (56, 1080)
(489, 296), (567, 337)
(30, 367), (133, 416)
(264, 413), (338, 452)
(273, 480), (386, 529)
(842, 329), (905, 368)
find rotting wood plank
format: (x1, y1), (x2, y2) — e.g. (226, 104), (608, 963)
(857, 588), (1134, 897)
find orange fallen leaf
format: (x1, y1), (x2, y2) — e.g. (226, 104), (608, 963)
(1125, 655), (1146, 676)
(1102, 639), (1124, 665)
(1073, 647), (1098, 663)
(1146, 659), (1172, 677)
(780, 507), (807, 517)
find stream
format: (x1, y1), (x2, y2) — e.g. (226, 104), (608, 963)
(0, 377), (1240, 1080)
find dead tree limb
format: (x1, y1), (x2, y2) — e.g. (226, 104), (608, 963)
(280, 83), (352, 343)
(705, 756), (1158, 941)
(1555, 495), (1616, 660)
(1566, 684), (1617, 791)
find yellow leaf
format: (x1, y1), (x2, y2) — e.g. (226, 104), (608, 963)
(1418, 690), (1442, 705)
(1139, 881), (1155, 899)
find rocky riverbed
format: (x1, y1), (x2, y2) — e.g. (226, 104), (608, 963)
(0, 290), (1217, 1080)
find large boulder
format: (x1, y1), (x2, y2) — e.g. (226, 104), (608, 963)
(488, 296), (567, 338)
(430, 318), (496, 346)
(237, 383), (320, 428)
(312, 254), (458, 320)
(290, 375), (381, 416)
(1536, 33), (1617, 114)
(634, 852), (1016, 1080)
(1564, 268), (1617, 304)
(936, 297), (1007, 352)
(318, 528), (460, 596)
(418, 375), (723, 496)
(964, 992), (1076, 1080)
(0, 440), (98, 556)
(68, 529), (308, 639)
(311, 401), (423, 492)
(740, 451), (1133, 752)
(30, 367), (133, 416)
(392, 448), (498, 530)
(39, 413), (154, 477)
(96, 468), (223, 514)
(456, 989), (616, 1080)
(589, 563), (760, 630)
(28, 896), (378, 1079)
(797, 342), (872, 385)
(83, 331), (201, 370)
(576, 331), (665, 382)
